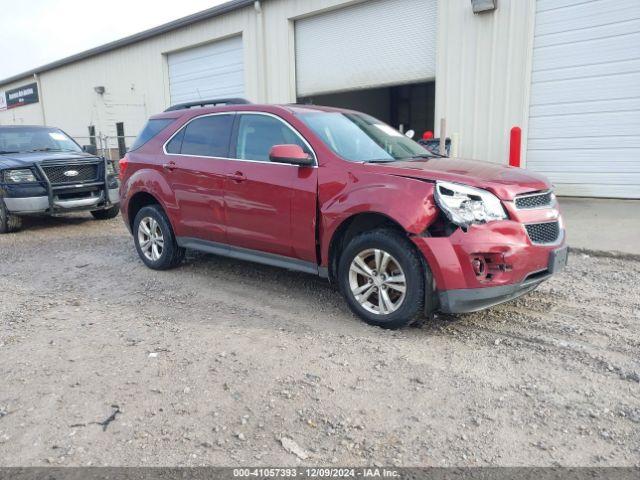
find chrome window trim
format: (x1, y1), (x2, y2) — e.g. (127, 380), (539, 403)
(162, 111), (318, 168)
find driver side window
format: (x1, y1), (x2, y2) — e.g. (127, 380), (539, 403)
(235, 114), (308, 162)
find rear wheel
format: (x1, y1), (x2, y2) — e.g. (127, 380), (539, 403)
(0, 200), (22, 234)
(133, 205), (184, 270)
(338, 229), (425, 329)
(91, 205), (120, 220)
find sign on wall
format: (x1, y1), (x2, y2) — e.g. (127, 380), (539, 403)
(0, 90), (6, 111)
(5, 83), (39, 109)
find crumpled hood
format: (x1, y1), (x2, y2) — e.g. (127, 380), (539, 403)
(0, 151), (98, 169)
(363, 157), (551, 200)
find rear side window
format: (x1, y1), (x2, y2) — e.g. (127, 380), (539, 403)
(130, 119), (174, 151)
(179, 115), (234, 157)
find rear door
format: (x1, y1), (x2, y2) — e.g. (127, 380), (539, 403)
(223, 112), (318, 262)
(163, 113), (234, 242)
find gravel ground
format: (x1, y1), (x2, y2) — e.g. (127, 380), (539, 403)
(0, 214), (638, 467)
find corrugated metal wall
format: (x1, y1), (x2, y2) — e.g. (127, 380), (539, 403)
(435, 0), (536, 165)
(1, 0), (539, 170)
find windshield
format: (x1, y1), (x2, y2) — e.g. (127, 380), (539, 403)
(0, 127), (82, 154)
(297, 112), (432, 163)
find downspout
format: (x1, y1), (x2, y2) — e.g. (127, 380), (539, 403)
(33, 73), (46, 125)
(254, 1), (268, 102)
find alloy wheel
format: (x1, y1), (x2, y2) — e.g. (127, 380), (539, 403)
(348, 248), (407, 315)
(138, 217), (164, 261)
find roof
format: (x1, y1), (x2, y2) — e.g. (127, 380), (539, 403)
(0, 0), (256, 86)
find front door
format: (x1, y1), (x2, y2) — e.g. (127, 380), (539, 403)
(223, 113), (318, 263)
(163, 113), (234, 242)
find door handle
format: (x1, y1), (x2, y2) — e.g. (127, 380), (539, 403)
(229, 171), (246, 183)
(163, 161), (176, 172)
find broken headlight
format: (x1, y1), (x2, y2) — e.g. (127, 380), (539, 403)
(434, 181), (507, 228)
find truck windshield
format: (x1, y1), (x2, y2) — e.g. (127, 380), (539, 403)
(0, 127), (82, 154)
(297, 112), (432, 163)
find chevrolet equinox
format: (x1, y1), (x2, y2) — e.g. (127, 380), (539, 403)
(119, 99), (568, 329)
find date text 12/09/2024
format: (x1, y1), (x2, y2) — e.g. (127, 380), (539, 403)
(232, 468), (400, 478)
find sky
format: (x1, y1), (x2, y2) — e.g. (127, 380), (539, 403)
(0, 0), (229, 80)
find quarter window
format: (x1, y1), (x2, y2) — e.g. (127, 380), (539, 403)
(235, 114), (308, 162)
(179, 115), (234, 157)
(165, 128), (185, 154)
(131, 119), (173, 151)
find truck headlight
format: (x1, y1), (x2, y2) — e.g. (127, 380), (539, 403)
(435, 181), (507, 228)
(3, 169), (38, 183)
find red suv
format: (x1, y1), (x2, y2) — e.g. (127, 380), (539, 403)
(119, 99), (568, 329)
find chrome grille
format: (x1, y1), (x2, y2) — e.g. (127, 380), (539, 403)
(525, 221), (560, 245)
(41, 163), (100, 185)
(515, 191), (553, 209)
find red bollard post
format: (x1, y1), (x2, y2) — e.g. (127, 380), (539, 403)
(509, 126), (522, 168)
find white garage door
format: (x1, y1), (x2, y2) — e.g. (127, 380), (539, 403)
(168, 36), (244, 105)
(295, 0), (437, 97)
(526, 0), (640, 198)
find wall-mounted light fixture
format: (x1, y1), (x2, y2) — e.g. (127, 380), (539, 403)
(94, 86), (105, 95)
(471, 0), (497, 14)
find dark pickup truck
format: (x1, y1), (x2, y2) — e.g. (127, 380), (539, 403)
(0, 125), (120, 233)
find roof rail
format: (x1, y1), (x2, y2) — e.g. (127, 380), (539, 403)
(164, 98), (251, 112)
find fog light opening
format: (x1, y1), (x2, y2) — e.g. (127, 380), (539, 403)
(472, 257), (486, 277)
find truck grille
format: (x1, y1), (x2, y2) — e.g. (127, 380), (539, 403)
(525, 221), (560, 245)
(515, 191), (553, 209)
(41, 163), (100, 185)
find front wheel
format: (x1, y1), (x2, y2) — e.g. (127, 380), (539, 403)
(0, 200), (22, 234)
(133, 205), (185, 270)
(91, 205), (120, 220)
(338, 229), (426, 329)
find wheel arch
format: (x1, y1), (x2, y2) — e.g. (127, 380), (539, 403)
(326, 211), (409, 285)
(127, 191), (166, 232)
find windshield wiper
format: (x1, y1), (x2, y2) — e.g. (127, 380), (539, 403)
(409, 152), (448, 159)
(0, 150), (20, 155)
(366, 159), (398, 164)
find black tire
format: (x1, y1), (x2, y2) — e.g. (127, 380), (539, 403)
(0, 200), (22, 234)
(133, 205), (185, 270)
(338, 229), (425, 329)
(91, 205), (120, 220)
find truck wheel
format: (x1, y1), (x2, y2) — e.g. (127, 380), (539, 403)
(133, 205), (185, 270)
(0, 201), (22, 234)
(91, 205), (120, 220)
(338, 229), (425, 329)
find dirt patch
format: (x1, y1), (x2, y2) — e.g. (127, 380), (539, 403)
(0, 215), (638, 466)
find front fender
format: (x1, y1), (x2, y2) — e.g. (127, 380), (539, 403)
(319, 175), (438, 266)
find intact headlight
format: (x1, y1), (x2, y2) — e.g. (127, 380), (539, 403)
(3, 169), (38, 183)
(435, 181), (507, 228)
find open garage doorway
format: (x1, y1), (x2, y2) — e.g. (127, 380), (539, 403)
(298, 81), (436, 139)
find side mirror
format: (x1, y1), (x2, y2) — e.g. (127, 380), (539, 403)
(405, 129), (415, 139)
(269, 144), (314, 166)
(82, 144), (98, 155)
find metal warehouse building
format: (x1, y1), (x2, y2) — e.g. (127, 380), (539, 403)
(1, 0), (639, 198)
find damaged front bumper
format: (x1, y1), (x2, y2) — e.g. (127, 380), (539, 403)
(412, 219), (568, 314)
